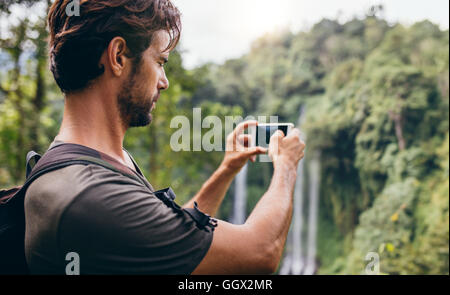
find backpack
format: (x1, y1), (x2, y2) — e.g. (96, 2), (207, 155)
(0, 143), (217, 274)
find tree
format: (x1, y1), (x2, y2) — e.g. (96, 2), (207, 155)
(0, 0), (54, 184)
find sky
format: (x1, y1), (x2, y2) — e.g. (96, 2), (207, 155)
(172, 0), (449, 69)
(1, 0), (449, 70)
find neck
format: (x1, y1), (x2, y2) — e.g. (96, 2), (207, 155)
(55, 85), (128, 162)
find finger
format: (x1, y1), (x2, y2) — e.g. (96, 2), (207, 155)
(246, 146), (268, 156)
(270, 129), (285, 144)
(286, 127), (301, 139)
(238, 134), (251, 146)
(256, 146), (268, 154)
(233, 120), (259, 140)
(285, 128), (303, 145)
(268, 130), (284, 156)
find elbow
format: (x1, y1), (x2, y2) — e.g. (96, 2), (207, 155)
(263, 257), (279, 275)
(241, 224), (283, 274)
(267, 240), (283, 274)
(256, 239), (282, 274)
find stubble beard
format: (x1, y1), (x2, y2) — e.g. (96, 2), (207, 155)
(117, 64), (155, 128)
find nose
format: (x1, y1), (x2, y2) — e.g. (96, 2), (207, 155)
(158, 71), (169, 91)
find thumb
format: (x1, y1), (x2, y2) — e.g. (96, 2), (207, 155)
(269, 130), (284, 157)
(269, 130), (285, 146)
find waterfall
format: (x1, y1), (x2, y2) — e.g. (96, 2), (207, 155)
(280, 106), (307, 275)
(231, 163), (248, 224)
(303, 152), (321, 275)
(279, 154), (305, 275)
(291, 149), (306, 274)
(229, 106), (321, 274)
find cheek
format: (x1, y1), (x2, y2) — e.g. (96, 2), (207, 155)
(136, 68), (155, 94)
(145, 66), (159, 87)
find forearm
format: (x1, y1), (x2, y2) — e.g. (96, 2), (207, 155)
(182, 163), (236, 217)
(244, 163), (297, 262)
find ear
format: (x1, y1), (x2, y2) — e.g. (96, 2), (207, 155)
(106, 37), (129, 77)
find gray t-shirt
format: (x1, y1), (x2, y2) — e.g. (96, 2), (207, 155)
(24, 141), (213, 274)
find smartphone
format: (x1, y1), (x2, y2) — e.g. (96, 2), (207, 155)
(250, 123), (294, 148)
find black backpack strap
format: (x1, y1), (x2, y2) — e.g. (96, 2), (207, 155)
(23, 143), (218, 231)
(1, 146), (135, 275)
(1, 151), (43, 205)
(153, 187), (218, 231)
(153, 187), (183, 214)
(26, 151), (41, 178)
(184, 202), (218, 231)
(30, 143), (144, 183)
(3, 144), (146, 206)
(1, 143), (218, 275)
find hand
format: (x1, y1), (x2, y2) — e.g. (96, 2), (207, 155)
(222, 120), (267, 173)
(268, 128), (306, 171)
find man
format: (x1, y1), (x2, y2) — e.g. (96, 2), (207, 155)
(25, 0), (306, 274)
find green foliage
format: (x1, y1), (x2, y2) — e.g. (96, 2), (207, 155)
(192, 13), (448, 274)
(0, 1), (448, 274)
(0, 0), (55, 185)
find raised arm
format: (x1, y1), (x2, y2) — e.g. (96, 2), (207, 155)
(192, 128), (305, 274)
(182, 121), (266, 217)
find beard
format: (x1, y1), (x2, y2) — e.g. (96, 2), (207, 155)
(117, 65), (155, 128)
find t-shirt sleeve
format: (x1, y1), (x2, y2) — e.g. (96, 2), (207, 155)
(57, 165), (214, 274)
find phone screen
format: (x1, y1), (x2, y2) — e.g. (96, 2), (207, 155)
(255, 124), (292, 147)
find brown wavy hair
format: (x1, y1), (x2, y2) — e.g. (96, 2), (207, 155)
(48, 0), (181, 93)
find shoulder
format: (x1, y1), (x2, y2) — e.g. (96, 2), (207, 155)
(26, 163), (144, 204)
(25, 163), (147, 227)
(26, 163), (213, 274)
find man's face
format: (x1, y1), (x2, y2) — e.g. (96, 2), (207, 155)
(117, 30), (170, 128)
